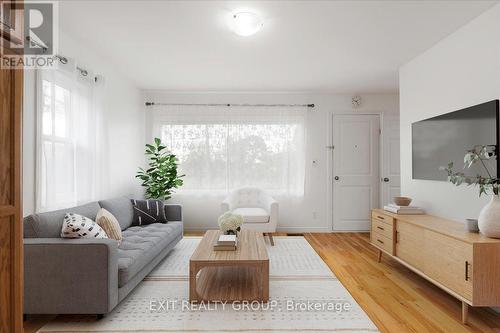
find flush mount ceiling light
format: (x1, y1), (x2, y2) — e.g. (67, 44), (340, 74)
(230, 12), (263, 37)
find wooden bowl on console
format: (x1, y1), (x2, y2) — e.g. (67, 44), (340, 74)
(393, 196), (412, 206)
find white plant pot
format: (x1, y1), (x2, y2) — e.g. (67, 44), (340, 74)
(478, 195), (500, 238)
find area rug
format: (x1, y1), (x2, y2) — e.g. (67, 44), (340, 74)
(146, 236), (334, 280)
(39, 236), (378, 333)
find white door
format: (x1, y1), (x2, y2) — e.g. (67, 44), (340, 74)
(381, 115), (401, 206)
(332, 114), (380, 231)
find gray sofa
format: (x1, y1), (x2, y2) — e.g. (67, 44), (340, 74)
(23, 196), (183, 316)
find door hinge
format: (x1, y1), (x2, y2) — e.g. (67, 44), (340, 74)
(379, 129), (381, 135)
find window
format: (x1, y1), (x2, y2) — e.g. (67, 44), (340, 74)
(38, 74), (75, 210)
(153, 105), (306, 195)
(36, 69), (97, 212)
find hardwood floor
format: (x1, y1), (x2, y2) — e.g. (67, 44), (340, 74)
(24, 232), (500, 333)
(305, 233), (500, 333)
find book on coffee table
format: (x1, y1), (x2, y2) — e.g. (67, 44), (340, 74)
(213, 245), (237, 251)
(217, 234), (237, 245)
(213, 234), (237, 250)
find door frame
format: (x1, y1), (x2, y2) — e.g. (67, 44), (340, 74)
(328, 112), (388, 232)
(380, 113), (401, 208)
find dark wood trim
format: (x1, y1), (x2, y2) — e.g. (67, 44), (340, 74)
(13, 61), (23, 333)
(0, 5), (23, 329)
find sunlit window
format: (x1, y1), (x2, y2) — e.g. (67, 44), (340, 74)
(37, 70), (96, 212)
(39, 78), (75, 209)
(156, 107), (306, 195)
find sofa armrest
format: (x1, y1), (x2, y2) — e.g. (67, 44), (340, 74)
(24, 238), (118, 314)
(268, 201), (279, 230)
(221, 192), (238, 213)
(261, 193), (279, 231)
(164, 204), (183, 222)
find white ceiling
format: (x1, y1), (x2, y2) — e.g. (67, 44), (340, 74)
(59, 0), (497, 93)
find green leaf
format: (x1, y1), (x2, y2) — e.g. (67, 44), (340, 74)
(443, 145), (498, 197)
(136, 138), (185, 202)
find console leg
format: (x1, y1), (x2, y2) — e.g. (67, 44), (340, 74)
(377, 250), (382, 263)
(461, 301), (469, 325)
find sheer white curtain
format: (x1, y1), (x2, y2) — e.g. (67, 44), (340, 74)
(151, 105), (306, 196)
(36, 62), (102, 212)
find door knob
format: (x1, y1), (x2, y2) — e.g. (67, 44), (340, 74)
(334, 176), (340, 181)
(382, 177), (389, 182)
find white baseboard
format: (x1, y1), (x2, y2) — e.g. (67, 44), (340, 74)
(184, 226), (370, 234)
(331, 229), (370, 233)
(276, 226), (330, 233)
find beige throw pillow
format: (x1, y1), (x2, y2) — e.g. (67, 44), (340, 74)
(96, 208), (123, 244)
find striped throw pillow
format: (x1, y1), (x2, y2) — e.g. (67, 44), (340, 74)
(131, 199), (167, 226)
(96, 208), (123, 244)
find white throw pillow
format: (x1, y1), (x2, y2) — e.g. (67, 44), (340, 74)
(61, 213), (108, 239)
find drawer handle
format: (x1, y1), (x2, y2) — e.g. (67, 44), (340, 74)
(377, 216), (385, 220)
(377, 239), (384, 244)
(465, 261), (470, 281)
(377, 226), (385, 230)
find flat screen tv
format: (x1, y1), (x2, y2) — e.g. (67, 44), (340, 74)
(412, 100), (499, 181)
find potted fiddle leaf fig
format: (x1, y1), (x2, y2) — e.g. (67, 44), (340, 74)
(136, 138), (184, 201)
(440, 145), (500, 237)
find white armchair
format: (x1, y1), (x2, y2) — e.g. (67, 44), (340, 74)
(221, 188), (278, 245)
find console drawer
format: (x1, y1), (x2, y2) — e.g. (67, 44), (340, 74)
(371, 232), (393, 254)
(371, 211), (393, 225)
(371, 218), (393, 239)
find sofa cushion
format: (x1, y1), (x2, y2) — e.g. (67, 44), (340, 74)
(117, 222), (182, 287)
(232, 207), (270, 223)
(98, 197), (134, 231)
(24, 201), (101, 238)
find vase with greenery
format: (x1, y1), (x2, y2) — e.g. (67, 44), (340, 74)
(136, 138), (185, 201)
(440, 145), (500, 238)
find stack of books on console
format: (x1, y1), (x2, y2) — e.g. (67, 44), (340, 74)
(383, 203), (425, 215)
(213, 234), (238, 251)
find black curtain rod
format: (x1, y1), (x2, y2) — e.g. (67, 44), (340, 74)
(145, 102), (315, 108)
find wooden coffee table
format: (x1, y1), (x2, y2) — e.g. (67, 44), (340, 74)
(189, 230), (269, 302)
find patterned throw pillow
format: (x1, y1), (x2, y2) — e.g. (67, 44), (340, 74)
(96, 208), (123, 244)
(61, 213), (108, 239)
(131, 199), (167, 226)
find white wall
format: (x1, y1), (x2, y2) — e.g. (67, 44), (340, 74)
(400, 3), (500, 222)
(23, 31), (145, 216)
(143, 91), (399, 232)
